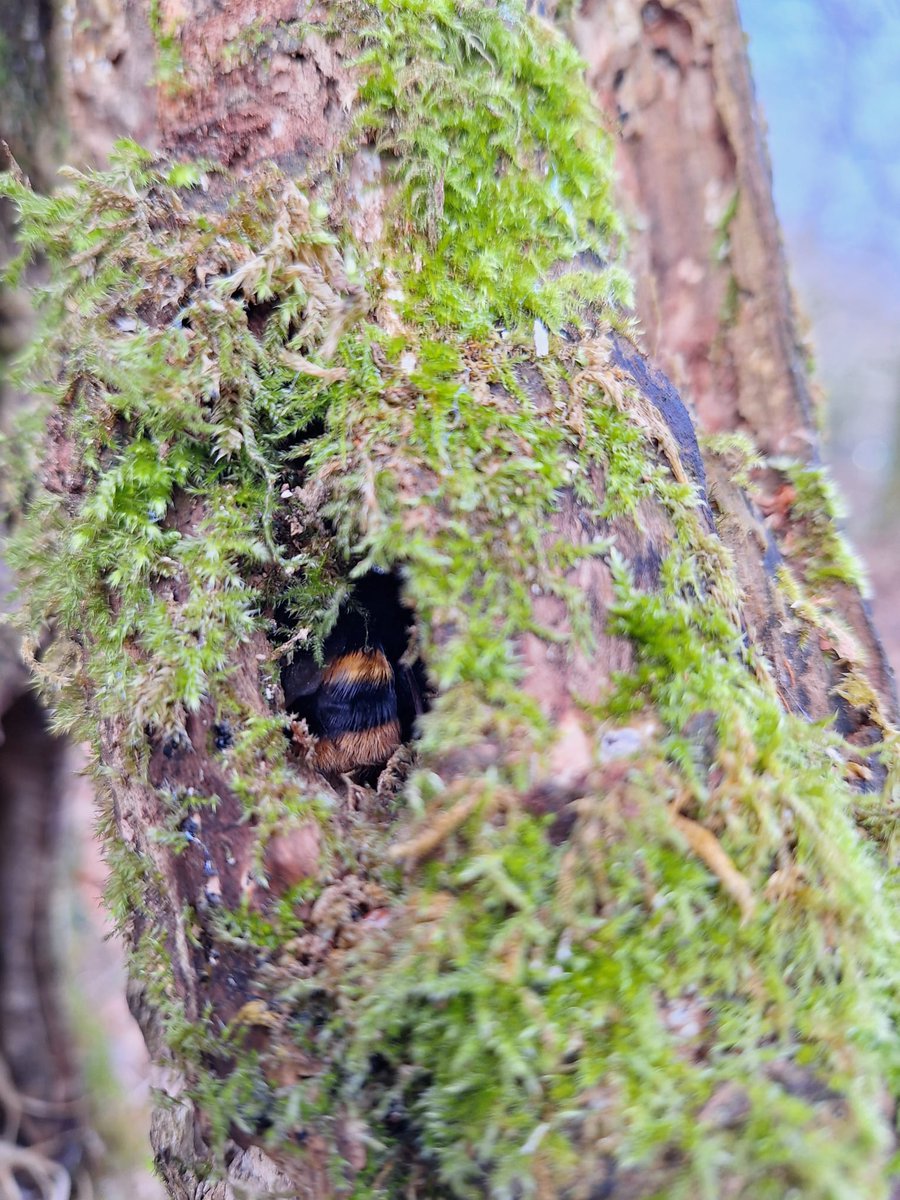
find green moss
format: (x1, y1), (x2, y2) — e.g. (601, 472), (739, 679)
(777, 459), (868, 592)
(148, 0), (186, 94)
(700, 430), (762, 489)
(712, 188), (740, 264)
(335, 520), (898, 1199)
(352, 0), (631, 334)
(1, 1), (898, 1197)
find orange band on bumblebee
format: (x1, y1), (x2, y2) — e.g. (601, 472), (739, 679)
(312, 721), (402, 773)
(322, 648), (394, 687)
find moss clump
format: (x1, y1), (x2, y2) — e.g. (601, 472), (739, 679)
(353, 0), (631, 333)
(2, 0), (899, 1197)
(2, 148), (355, 745)
(700, 430), (762, 489)
(331, 515), (897, 1198)
(776, 459), (869, 592)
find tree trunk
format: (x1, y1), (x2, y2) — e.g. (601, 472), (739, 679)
(571, 0), (896, 731)
(0, 2), (164, 1192)
(572, 0), (812, 450)
(3, 2), (899, 1199)
(0, 0), (94, 1183)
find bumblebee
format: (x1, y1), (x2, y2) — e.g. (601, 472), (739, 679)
(280, 571), (427, 775)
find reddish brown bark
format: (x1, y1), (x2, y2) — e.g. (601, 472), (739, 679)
(155, 0), (353, 170)
(571, 0), (814, 453)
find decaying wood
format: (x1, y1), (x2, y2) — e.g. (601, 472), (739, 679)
(154, 0), (355, 169)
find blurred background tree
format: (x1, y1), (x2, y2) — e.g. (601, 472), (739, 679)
(0, 2), (162, 1196)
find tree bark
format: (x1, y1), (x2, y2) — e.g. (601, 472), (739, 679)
(572, 0), (896, 733)
(4, 2), (899, 1199)
(571, 0), (811, 451)
(67, 0), (158, 166)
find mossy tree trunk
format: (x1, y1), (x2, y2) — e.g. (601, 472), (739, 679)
(3, 2), (898, 1199)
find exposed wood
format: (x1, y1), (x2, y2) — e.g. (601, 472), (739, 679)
(154, 0), (354, 171)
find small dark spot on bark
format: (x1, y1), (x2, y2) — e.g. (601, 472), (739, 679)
(385, 1096), (409, 1131)
(588, 1157), (618, 1200)
(213, 721), (233, 750)
(252, 1109), (274, 1135)
(244, 298), (277, 338)
(524, 782), (579, 844)
(832, 690), (867, 737)
(368, 1053), (394, 1083)
(652, 45), (680, 71)
(766, 1059), (844, 1107)
(631, 542), (663, 589)
(682, 710), (718, 764)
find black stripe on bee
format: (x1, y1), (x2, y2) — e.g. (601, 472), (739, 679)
(315, 656), (399, 737)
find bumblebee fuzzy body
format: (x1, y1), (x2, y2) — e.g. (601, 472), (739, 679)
(310, 648), (402, 772)
(280, 573), (425, 776)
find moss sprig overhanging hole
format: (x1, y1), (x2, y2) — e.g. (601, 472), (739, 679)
(1, 0), (898, 1196)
